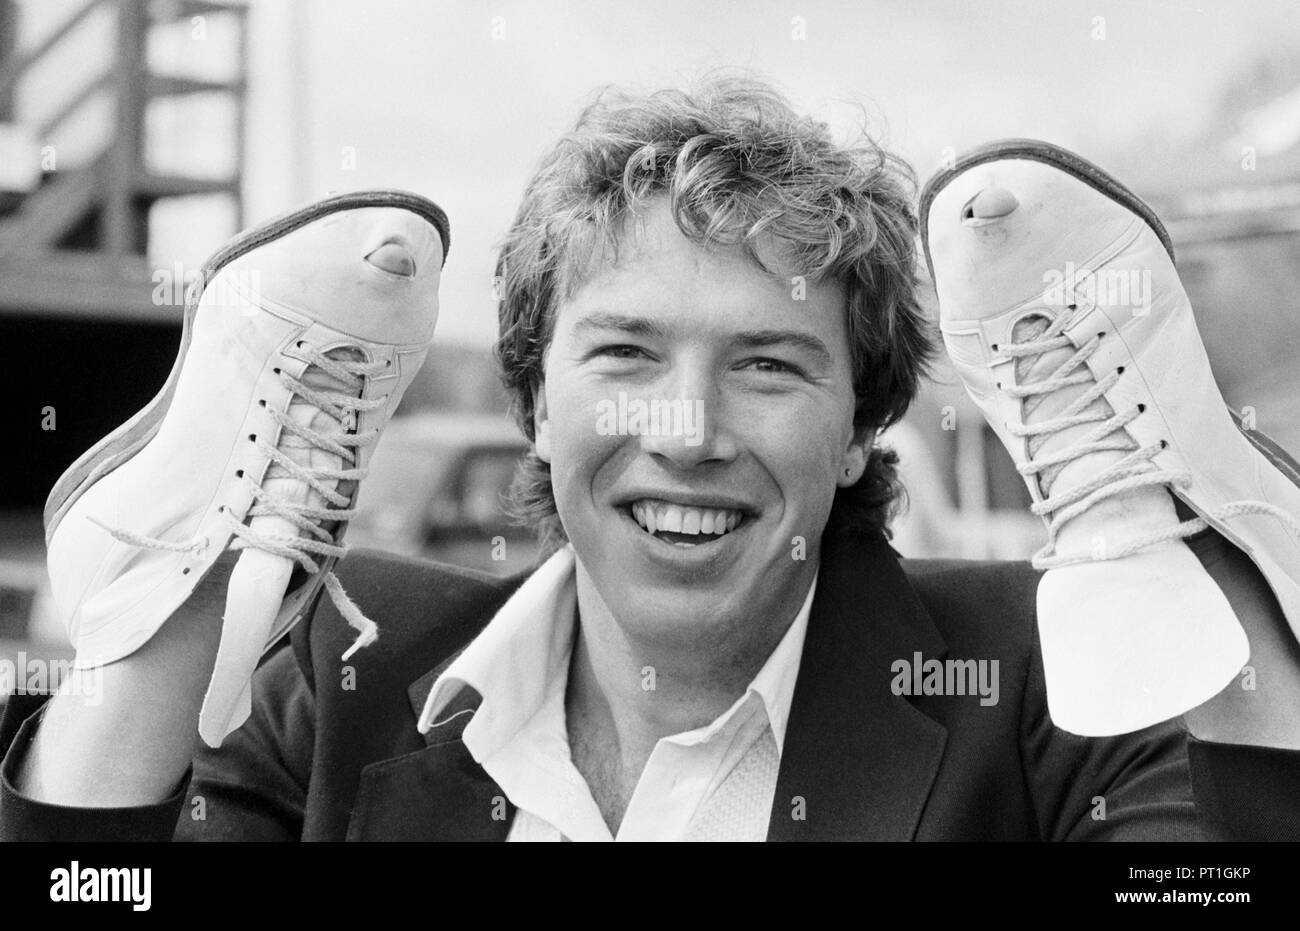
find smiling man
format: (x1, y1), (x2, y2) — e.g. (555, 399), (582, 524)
(454, 88), (928, 837)
(3, 77), (1300, 842)
(448, 195), (871, 837)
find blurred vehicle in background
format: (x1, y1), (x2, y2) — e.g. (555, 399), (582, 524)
(883, 417), (1044, 562)
(346, 412), (541, 576)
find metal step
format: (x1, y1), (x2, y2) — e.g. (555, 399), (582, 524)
(0, 156), (105, 255)
(135, 171), (239, 198)
(149, 0), (248, 23)
(146, 73), (245, 98)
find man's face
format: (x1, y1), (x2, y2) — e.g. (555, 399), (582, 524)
(535, 198), (866, 652)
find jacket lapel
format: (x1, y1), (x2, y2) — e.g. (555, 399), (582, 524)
(344, 657), (515, 841)
(768, 531), (949, 841)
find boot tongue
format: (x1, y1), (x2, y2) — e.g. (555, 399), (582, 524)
(1011, 314), (1173, 556)
(1012, 314), (1115, 497)
(264, 347), (365, 537)
(289, 347), (364, 436)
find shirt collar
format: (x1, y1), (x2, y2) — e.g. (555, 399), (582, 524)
(417, 544), (817, 756)
(417, 545), (577, 736)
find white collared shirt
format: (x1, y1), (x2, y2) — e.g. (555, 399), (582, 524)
(418, 545), (816, 841)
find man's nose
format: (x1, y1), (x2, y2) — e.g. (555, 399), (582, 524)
(636, 369), (738, 468)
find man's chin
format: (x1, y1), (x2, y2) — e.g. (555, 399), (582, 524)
(589, 580), (752, 648)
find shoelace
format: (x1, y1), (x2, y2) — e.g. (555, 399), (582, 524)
(1004, 308), (1300, 570)
(90, 344), (389, 660)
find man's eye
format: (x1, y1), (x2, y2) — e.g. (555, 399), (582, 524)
(595, 345), (648, 360)
(742, 357), (803, 376)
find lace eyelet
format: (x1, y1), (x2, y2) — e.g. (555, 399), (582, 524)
(235, 469), (244, 479)
(1160, 439), (1169, 449)
(1117, 366), (1125, 375)
(1137, 403), (1146, 413)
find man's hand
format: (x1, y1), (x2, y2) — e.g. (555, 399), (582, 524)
(16, 553), (234, 807)
(1183, 533), (1300, 749)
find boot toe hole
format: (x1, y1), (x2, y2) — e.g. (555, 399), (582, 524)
(365, 242), (417, 278)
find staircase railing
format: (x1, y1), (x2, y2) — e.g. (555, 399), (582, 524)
(0, 0), (246, 261)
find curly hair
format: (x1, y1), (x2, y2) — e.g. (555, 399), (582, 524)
(494, 75), (933, 554)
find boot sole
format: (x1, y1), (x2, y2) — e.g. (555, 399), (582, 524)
(43, 189), (450, 546)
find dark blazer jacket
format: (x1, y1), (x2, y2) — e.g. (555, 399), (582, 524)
(2, 528), (1297, 841)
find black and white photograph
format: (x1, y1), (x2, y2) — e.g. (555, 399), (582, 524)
(1, 0), (1299, 908)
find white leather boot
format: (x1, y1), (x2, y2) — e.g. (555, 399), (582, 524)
(44, 190), (448, 746)
(922, 140), (1300, 736)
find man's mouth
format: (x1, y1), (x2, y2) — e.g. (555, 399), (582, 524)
(628, 498), (748, 547)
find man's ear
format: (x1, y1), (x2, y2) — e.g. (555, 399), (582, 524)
(837, 421), (875, 487)
(532, 379), (552, 464)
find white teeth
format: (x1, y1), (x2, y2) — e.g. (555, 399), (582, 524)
(681, 509), (701, 535)
(629, 499), (746, 538)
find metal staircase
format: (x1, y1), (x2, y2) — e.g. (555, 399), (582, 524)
(0, 0), (247, 321)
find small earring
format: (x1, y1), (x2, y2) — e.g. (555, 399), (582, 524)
(844, 467), (853, 478)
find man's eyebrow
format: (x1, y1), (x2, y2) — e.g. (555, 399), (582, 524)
(732, 329), (833, 363)
(570, 313), (671, 340)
